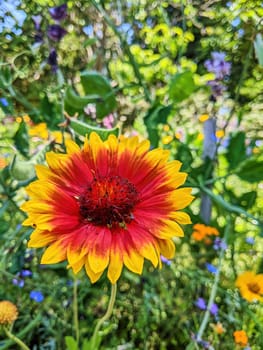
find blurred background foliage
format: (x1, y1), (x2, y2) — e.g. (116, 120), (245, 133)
(0, 0), (263, 349)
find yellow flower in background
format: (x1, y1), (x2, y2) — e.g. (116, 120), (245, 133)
(236, 271), (263, 302)
(215, 130), (225, 138)
(162, 135), (173, 145)
(21, 133), (194, 284)
(198, 114), (209, 122)
(28, 122), (49, 140)
(233, 330), (248, 347)
(192, 223), (219, 241)
(0, 301), (18, 325)
(163, 124), (170, 132)
(197, 132), (204, 141)
(212, 322), (225, 335)
(16, 115), (31, 124)
(252, 147), (260, 154)
(50, 131), (71, 144)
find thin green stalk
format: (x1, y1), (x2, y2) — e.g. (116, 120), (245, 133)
(73, 276), (80, 346)
(0, 314), (42, 350)
(196, 219), (231, 342)
(3, 327), (30, 350)
(90, 283), (117, 349)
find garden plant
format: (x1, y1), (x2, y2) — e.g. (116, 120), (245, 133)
(0, 1), (263, 349)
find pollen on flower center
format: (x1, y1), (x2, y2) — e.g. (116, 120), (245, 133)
(79, 175), (139, 226)
(247, 282), (260, 294)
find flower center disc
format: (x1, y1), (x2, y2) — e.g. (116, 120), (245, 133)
(247, 282), (260, 294)
(79, 176), (139, 226)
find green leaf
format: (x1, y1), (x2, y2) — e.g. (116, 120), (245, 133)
(169, 71), (196, 103)
(239, 191), (257, 209)
(13, 121), (29, 158)
(65, 87), (102, 109)
(254, 33), (263, 66)
(0, 65), (12, 88)
(0, 219), (9, 234)
(144, 104), (173, 147)
(83, 38), (97, 47)
(10, 156), (36, 181)
(80, 71), (117, 119)
(235, 157), (263, 183)
(69, 118), (119, 140)
(226, 131), (246, 170)
(65, 336), (79, 350)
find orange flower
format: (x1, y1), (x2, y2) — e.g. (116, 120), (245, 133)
(21, 133), (194, 284)
(0, 157), (7, 169)
(0, 301), (18, 325)
(236, 271), (263, 302)
(192, 223), (219, 242)
(233, 330), (248, 347)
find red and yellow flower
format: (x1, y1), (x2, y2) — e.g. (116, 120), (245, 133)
(236, 271), (263, 302)
(21, 133), (194, 284)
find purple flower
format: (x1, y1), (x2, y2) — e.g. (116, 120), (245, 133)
(47, 48), (58, 72)
(195, 297), (206, 310)
(205, 263), (218, 274)
(47, 24), (67, 41)
(21, 269), (32, 277)
(205, 52), (231, 80)
(49, 4), (67, 21)
(0, 98), (8, 107)
(209, 302), (219, 316)
(12, 278), (24, 288)
(208, 80), (226, 98)
(213, 238), (227, 251)
(32, 15), (42, 30)
(246, 237), (254, 245)
(30, 290), (44, 302)
(160, 255), (171, 266)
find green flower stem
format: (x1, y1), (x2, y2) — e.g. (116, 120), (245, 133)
(195, 219), (231, 343)
(3, 327), (30, 350)
(90, 283), (117, 349)
(73, 276), (80, 346)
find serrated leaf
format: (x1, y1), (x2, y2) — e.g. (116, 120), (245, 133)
(169, 71), (196, 103)
(226, 131), (246, 170)
(13, 121), (29, 157)
(235, 157), (263, 183)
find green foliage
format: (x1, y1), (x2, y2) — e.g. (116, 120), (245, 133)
(226, 131), (247, 170)
(0, 0), (262, 349)
(236, 157), (263, 183)
(13, 122), (29, 158)
(144, 104), (173, 147)
(69, 118), (119, 140)
(169, 71), (197, 103)
(64, 71), (117, 119)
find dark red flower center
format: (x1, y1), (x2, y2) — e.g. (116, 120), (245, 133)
(79, 176), (139, 227)
(247, 282), (260, 294)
